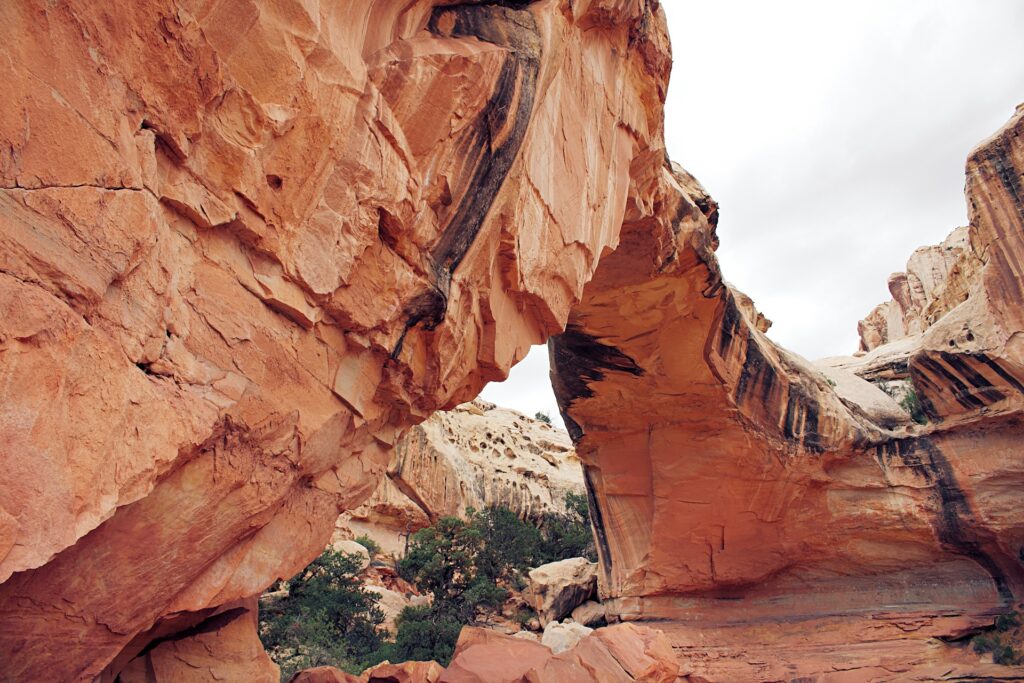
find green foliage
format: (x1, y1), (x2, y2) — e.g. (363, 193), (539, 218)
(260, 549), (385, 679)
(972, 611), (1022, 665)
(389, 605), (465, 664)
(393, 497), (595, 665)
(538, 492), (597, 563)
(353, 534), (381, 557)
(899, 388), (929, 425)
(262, 497), (598, 675)
(996, 611), (1021, 632)
(534, 411), (552, 424)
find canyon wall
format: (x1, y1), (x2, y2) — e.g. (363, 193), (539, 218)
(551, 107), (1024, 680)
(335, 401), (583, 557)
(0, 0), (670, 679)
(1, 0), (1022, 678)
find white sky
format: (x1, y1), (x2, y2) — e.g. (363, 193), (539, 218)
(481, 0), (1024, 429)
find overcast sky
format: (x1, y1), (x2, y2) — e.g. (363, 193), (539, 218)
(481, 0), (1024, 429)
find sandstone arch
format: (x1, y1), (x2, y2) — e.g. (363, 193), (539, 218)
(0, 0), (1021, 680)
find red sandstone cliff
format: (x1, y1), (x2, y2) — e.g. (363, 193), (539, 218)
(0, 1), (671, 680)
(551, 110), (1024, 680)
(1, 0), (1023, 680)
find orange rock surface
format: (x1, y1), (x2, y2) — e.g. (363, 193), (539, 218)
(436, 624), (677, 683)
(1, 0), (1022, 679)
(0, 0), (671, 679)
(550, 110), (1024, 679)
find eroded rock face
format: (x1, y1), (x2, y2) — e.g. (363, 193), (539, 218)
(858, 225), (982, 352)
(116, 599), (278, 683)
(334, 401), (583, 557)
(0, 0), (671, 679)
(551, 109), (1024, 680)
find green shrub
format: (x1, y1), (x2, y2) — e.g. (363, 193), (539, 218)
(538, 492), (597, 563)
(972, 611), (1022, 665)
(534, 411), (552, 424)
(996, 611), (1021, 632)
(899, 388), (928, 425)
(259, 549), (385, 679)
(389, 605), (465, 664)
(353, 534), (381, 557)
(262, 497), (599, 674)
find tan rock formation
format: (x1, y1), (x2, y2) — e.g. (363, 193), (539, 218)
(550, 109), (1024, 680)
(541, 620), (593, 654)
(858, 225), (983, 351)
(527, 557), (598, 626)
(570, 600), (607, 628)
(335, 401), (583, 557)
(2, 0), (1022, 678)
(0, 0), (670, 679)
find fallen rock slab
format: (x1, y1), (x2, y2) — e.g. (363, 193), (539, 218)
(527, 558), (597, 626)
(541, 620), (593, 654)
(570, 600), (606, 628)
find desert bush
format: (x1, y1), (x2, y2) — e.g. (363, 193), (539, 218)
(972, 611), (1022, 665)
(538, 491), (597, 563)
(260, 549), (385, 679)
(353, 534), (381, 557)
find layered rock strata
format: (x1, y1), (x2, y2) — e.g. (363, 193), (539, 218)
(0, 0), (670, 679)
(551, 107), (1024, 679)
(334, 401), (582, 557)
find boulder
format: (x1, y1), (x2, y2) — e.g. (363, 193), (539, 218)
(569, 601), (606, 628)
(438, 624), (678, 683)
(290, 668), (362, 683)
(365, 660), (444, 683)
(365, 585), (411, 634)
(527, 558), (597, 626)
(439, 627), (551, 683)
(541, 620), (593, 654)
(332, 540), (371, 572)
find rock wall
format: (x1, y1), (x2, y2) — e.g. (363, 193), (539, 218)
(2, 0), (1022, 678)
(335, 401), (583, 557)
(0, 0), (670, 679)
(858, 225), (982, 352)
(551, 108), (1024, 680)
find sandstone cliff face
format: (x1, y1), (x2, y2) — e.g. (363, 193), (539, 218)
(858, 225), (982, 352)
(0, 1), (670, 679)
(335, 401), (582, 557)
(3, 0), (1023, 679)
(551, 109), (1024, 680)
